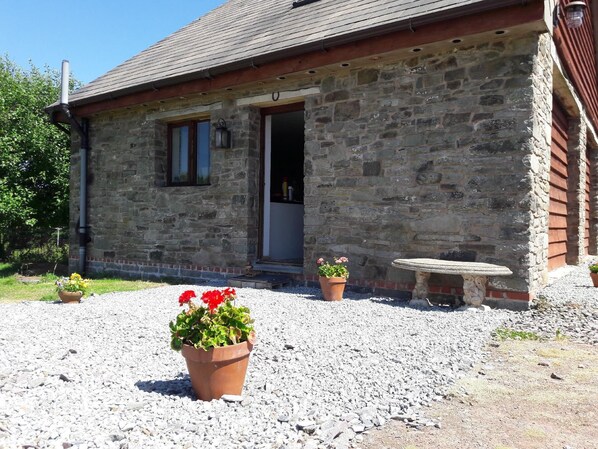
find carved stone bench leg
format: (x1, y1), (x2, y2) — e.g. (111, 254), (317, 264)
(462, 275), (487, 307)
(413, 271), (430, 298)
(409, 271), (432, 307)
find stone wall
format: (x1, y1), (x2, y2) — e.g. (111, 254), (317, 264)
(303, 34), (551, 296)
(69, 102), (262, 273)
(69, 32), (555, 302)
(525, 32), (553, 293)
(566, 117), (588, 264)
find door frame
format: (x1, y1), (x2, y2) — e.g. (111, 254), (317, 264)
(258, 102), (305, 262)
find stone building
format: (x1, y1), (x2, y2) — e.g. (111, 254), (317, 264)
(49, 0), (598, 309)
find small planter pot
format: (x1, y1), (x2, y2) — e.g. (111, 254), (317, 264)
(181, 337), (255, 401)
(58, 290), (83, 303)
(590, 272), (598, 287)
(319, 276), (347, 301)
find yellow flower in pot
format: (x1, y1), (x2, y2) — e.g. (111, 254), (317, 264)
(55, 273), (90, 303)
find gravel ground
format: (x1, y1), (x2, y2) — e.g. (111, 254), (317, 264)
(504, 265), (598, 345)
(0, 284), (508, 449)
(0, 265), (596, 449)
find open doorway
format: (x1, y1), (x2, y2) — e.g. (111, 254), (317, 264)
(260, 106), (304, 265)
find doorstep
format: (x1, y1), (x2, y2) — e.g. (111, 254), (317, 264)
(227, 273), (292, 289)
(251, 262), (303, 275)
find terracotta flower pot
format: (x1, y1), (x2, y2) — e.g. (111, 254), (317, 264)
(319, 276), (347, 301)
(181, 337), (254, 401)
(590, 272), (598, 287)
(58, 290), (83, 303)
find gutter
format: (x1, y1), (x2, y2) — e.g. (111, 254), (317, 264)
(50, 0), (539, 111)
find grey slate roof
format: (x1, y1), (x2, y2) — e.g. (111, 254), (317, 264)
(69, 0), (518, 105)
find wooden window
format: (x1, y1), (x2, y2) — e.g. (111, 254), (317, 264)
(167, 119), (211, 186)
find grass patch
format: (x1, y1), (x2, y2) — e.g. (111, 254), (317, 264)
(90, 279), (168, 296)
(494, 327), (540, 341)
(0, 264), (167, 303)
(0, 262), (17, 277)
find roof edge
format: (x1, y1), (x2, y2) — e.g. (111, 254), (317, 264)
(48, 0), (543, 114)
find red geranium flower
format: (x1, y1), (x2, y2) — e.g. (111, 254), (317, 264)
(223, 287), (236, 298)
(179, 290), (196, 306)
(201, 289), (226, 313)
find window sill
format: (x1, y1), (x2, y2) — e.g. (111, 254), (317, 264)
(164, 184), (212, 188)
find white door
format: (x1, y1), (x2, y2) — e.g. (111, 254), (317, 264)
(262, 110), (304, 263)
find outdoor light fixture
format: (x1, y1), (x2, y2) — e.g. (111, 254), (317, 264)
(564, 1), (587, 28)
(214, 118), (231, 149)
(556, 1), (588, 29)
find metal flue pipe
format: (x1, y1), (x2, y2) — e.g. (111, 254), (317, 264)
(60, 60), (70, 105)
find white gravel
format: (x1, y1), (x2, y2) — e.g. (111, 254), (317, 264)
(0, 284), (509, 449)
(504, 265), (598, 345)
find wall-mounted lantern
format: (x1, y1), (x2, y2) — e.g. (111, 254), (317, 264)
(214, 118), (231, 149)
(558, 0), (587, 29)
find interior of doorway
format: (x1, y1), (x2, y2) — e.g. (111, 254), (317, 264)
(261, 108), (304, 265)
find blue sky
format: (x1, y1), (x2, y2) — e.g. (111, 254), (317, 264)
(1, 0), (226, 84)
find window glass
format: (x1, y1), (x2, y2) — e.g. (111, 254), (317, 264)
(168, 120), (211, 186)
(197, 121), (211, 185)
(171, 125), (189, 183)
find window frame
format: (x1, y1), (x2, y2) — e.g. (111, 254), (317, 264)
(167, 118), (211, 186)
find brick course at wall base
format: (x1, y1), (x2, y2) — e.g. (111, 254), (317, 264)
(78, 257), (244, 284)
(75, 257), (533, 310)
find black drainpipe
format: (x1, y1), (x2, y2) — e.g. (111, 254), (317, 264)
(58, 106), (90, 275)
(53, 60), (90, 275)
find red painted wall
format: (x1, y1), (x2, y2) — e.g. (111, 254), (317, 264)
(555, 0), (598, 130)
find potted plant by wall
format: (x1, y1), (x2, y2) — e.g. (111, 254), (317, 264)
(55, 273), (90, 303)
(589, 261), (598, 287)
(170, 288), (255, 401)
(317, 256), (349, 301)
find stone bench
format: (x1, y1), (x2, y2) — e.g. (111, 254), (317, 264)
(391, 258), (513, 308)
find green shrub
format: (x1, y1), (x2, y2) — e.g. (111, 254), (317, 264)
(8, 243), (68, 266)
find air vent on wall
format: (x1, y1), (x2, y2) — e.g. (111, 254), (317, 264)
(292, 0), (321, 8)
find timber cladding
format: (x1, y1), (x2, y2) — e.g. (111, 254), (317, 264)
(585, 146), (591, 255)
(549, 99), (570, 270)
(554, 0), (598, 131)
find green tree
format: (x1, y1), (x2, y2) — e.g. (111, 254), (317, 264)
(0, 56), (76, 251)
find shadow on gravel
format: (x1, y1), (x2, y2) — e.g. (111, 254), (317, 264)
(274, 287), (365, 301)
(135, 377), (195, 399)
(369, 298), (460, 313)
(369, 298), (410, 307)
(300, 293), (375, 302)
